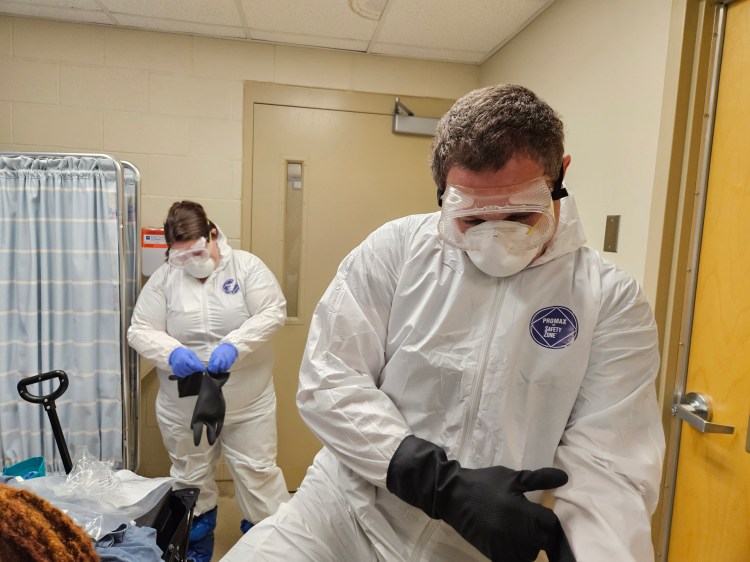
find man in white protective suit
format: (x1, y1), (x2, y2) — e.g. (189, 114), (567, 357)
(222, 84), (665, 562)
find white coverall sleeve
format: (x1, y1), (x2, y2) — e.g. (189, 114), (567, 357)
(127, 266), (183, 371)
(553, 267), (665, 562)
(220, 255), (286, 358)
(297, 221), (413, 487)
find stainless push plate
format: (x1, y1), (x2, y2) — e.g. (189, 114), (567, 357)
(604, 215), (620, 252)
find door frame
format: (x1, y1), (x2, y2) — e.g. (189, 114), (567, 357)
(649, 1), (738, 559)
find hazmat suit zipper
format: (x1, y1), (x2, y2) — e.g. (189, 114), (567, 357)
(408, 277), (507, 562)
(456, 277), (507, 462)
(409, 519), (439, 561)
(201, 281), (212, 357)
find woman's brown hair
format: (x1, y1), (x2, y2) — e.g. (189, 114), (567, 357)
(163, 200), (217, 257)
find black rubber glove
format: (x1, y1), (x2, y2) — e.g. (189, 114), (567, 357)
(190, 371), (230, 446)
(168, 371), (203, 397)
(386, 435), (576, 562)
(546, 524), (576, 562)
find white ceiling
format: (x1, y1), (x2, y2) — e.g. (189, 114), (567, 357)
(0, 0), (557, 64)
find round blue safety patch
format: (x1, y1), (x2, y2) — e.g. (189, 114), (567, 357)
(222, 279), (240, 295)
(529, 306), (578, 349)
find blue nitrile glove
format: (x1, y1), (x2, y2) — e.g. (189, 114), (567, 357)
(168, 347), (205, 378)
(207, 343), (238, 373)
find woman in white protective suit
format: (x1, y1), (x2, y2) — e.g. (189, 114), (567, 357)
(224, 84), (665, 562)
(127, 200), (290, 562)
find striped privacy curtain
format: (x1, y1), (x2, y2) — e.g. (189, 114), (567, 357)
(0, 154), (131, 472)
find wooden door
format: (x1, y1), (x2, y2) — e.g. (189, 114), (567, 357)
(668, 1), (750, 559)
(249, 96), (446, 488)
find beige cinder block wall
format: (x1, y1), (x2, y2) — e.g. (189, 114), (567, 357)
(479, 0), (675, 303)
(0, 16), (477, 241)
(478, 9), (693, 550)
(0, 15), (478, 478)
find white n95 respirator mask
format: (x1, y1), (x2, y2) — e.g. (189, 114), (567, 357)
(184, 255), (216, 278)
(464, 221), (542, 277)
(437, 177), (556, 277)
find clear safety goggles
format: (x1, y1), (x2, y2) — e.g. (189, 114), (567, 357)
(168, 237), (211, 267)
(437, 177), (556, 252)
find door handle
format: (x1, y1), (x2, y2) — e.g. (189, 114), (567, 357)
(671, 392), (735, 434)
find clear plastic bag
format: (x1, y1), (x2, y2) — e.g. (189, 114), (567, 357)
(63, 446), (122, 498)
(12, 448), (174, 540)
(55, 500), (104, 540)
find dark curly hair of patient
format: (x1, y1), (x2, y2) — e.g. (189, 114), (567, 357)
(0, 483), (99, 561)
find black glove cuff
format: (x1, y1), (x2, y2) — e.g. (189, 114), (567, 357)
(174, 371), (203, 397)
(387, 435), (457, 519)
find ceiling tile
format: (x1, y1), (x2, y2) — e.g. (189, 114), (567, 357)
(0, 0), (100, 9)
(113, 14), (246, 40)
(348, 0), (387, 20)
(241, 0), (377, 40)
(371, 43), (485, 64)
(374, 0), (552, 55)
(251, 29), (369, 52)
(0, 3), (111, 25)
(102, 0), (241, 27)
(0, 0), (559, 65)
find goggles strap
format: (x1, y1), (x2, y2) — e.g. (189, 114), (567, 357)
(551, 163), (568, 201)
